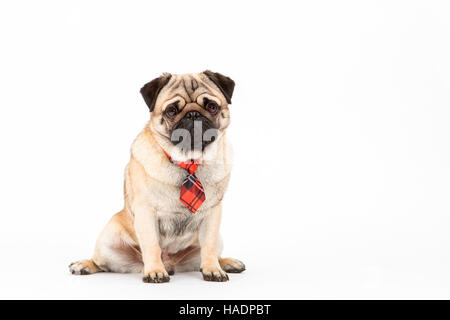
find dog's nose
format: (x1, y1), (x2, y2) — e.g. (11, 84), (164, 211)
(185, 110), (201, 120)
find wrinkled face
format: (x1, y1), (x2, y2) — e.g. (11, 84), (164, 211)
(140, 71), (234, 153)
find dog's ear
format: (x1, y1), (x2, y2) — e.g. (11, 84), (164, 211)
(140, 73), (172, 112)
(203, 70), (235, 104)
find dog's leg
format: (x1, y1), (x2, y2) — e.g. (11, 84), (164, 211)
(69, 210), (144, 275)
(69, 259), (102, 275)
(134, 208), (169, 283)
(219, 257), (246, 273)
(127, 158), (169, 283)
(199, 203), (228, 282)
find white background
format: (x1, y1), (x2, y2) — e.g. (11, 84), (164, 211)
(1, 0), (450, 299)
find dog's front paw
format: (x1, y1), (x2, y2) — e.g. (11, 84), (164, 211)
(200, 265), (229, 282)
(142, 268), (170, 283)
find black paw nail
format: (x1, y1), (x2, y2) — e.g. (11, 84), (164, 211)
(143, 275), (170, 283)
(202, 272), (229, 282)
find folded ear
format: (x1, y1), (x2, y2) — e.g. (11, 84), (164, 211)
(140, 73), (172, 112)
(203, 70), (235, 104)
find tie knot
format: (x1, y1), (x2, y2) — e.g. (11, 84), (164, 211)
(176, 160), (199, 175)
(161, 148), (199, 175)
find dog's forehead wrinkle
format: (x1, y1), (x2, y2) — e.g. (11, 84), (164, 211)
(183, 75), (202, 102)
(158, 73), (225, 114)
(191, 78), (198, 91)
(182, 78), (193, 102)
(171, 79), (183, 91)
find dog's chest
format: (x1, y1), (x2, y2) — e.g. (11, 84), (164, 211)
(157, 211), (203, 253)
(147, 162), (230, 213)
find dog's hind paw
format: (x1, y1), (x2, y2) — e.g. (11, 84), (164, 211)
(219, 257), (246, 273)
(69, 259), (101, 275)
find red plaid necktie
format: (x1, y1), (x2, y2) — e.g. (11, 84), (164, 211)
(162, 149), (205, 213)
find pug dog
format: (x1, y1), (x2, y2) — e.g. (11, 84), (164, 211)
(69, 71), (245, 282)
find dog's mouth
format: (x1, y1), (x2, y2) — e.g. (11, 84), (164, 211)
(170, 113), (218, 152)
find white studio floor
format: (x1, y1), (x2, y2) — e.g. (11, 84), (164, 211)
(1, 234), (449, 300)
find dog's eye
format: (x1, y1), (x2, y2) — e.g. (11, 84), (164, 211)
(165, 104), (178, 119)
(205, 101), (219, 114)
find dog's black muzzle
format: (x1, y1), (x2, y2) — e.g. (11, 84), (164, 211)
(170, 111), (218, 151)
